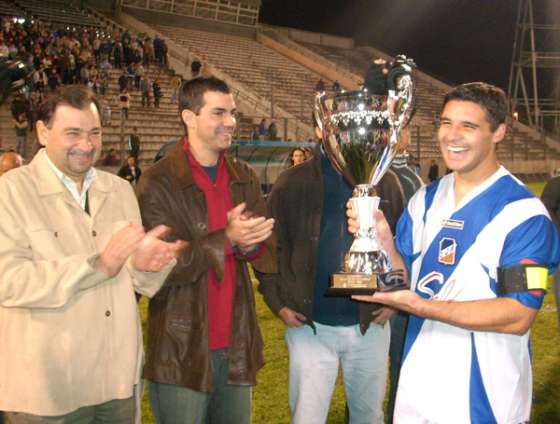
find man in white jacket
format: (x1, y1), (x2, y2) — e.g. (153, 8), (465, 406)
(0, 85), (184, 423)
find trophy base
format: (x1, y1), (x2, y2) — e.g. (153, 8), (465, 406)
(326, 272), (378, 297)
(326, 270), (409, 297)
(325, 287), (377, 296)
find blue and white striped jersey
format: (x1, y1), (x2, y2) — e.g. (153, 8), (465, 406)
(394, 166), (560, 424)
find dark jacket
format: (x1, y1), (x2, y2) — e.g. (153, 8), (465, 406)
(136, 141), (276, 391)
(256, 149), (405, 335)
(117, 164), (141, 185)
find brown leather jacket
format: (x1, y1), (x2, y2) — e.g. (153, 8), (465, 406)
(136, 141), (276, 392)
(256, 149), (405, 335)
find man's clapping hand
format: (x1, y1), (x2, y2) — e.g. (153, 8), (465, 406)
(131, 225), (186, 272)
(95, 224), (185, 277)
(226, 202), (274, 253)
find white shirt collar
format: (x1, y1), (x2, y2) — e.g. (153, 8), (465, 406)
(43, 149), (97, 210)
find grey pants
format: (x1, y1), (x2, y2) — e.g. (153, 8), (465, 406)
(6, 396), (135, 424)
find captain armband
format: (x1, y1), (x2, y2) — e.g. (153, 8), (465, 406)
(496, 265), (550, 295)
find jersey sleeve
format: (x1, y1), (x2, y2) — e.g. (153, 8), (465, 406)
(395, 207), (415, 272)
(499, 214), (560, 309)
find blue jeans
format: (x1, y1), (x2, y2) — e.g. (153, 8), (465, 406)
(285, 321), (390, 424)
(149, 349), (251, 424)
(15, 135), (26, 157)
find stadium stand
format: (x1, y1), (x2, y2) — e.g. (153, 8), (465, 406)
(0, 0), (558, 180)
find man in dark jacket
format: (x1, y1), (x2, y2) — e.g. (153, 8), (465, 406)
(117, 155), (142, 186)
(256, 115), (407, 423)
(128, 127), (140, 161)
(136, 77), (276, 424)
(428, 159), (439, 182)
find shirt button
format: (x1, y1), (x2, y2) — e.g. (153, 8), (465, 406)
(197, 222), (206, 231)
(105, 310), (111, 317)
(92, 230), (97, 237)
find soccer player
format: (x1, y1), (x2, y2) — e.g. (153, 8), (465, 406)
(350, 82), (560, 423)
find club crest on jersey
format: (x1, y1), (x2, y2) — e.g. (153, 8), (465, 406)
(417, 271), (445, 299)
(438, 237), (457, 265)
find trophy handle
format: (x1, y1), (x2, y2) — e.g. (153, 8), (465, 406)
(314, 91), (358, 186)
(370, 56), (416, 186)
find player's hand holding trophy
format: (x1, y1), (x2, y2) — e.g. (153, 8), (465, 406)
(314, 55), (416, 295)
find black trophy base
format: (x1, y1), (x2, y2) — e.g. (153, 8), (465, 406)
(325, 269), (408, 297)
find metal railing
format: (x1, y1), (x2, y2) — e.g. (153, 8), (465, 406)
(121, 0), (259, 26)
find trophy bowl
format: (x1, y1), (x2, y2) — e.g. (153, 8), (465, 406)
(314, 55), (415, 296)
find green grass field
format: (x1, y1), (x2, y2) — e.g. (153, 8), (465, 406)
(139, 181), (559, 423)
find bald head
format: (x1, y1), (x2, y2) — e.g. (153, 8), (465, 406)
(0, 152), (23, 176)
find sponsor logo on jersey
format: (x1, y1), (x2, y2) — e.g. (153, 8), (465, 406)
(416, 271), (445, 299)
(442, 218), (464, 230)
(438, 237), (457, 265)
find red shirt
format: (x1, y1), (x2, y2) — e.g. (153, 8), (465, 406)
(183, 138), (236, 350)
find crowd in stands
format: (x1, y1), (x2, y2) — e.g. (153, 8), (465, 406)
(0, 15), (171, 157)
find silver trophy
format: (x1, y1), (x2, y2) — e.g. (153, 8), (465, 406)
(314, 55), (416, 295)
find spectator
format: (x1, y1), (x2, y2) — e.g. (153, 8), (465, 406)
(364, 58), (389, 95)
(251, 125), (259, 141)
(119, 88), (130, 120)
(99, 72), (109, 96)
(126, 63), (135, 90)
(0, 40), (8, 58)
(289, 147), (305, 167)
(118, 70), (128, 93)
(13, 113), (28, 158)
(47, 71), (61, 91)
(10, 95), (27, 120)
(153, 36), (163, 66)
(428, 159), (439, 182)
(161, 39), (168, 67)
(142, 37), (153, 67)
(118, 155), (142, 186)
(170, 74), (182, 103)
(315, 78), (325, 92)
(191, 59), (202, 78)
(100, 99), (112, 126)
(268, 120), (278, 140)
(258, 118), (268, 140)
(113, 40), (123, 68)
(79, 65), (89, 85)
(332, 80), (341, 93)
(134, 63), (144, 90)
(101, 148), (120, 166)
(128, 127), (140, 161)
(152, 79), (162, 108)
(140, 76), (151, 107)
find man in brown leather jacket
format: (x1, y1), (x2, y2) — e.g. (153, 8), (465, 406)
(136, 77), (276, 424)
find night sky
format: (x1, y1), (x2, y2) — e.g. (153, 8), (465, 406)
(260, 0), (558, 90)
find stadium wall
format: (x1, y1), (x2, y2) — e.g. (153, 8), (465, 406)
(121, 6), (257, 38)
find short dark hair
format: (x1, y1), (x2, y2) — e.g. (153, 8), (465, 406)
(442, 82), (508, 131)
(37, 85), (101, 127)
(178, 77), (230, 134)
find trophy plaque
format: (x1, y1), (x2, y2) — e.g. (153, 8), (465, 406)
(314, 55), (416, 295)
